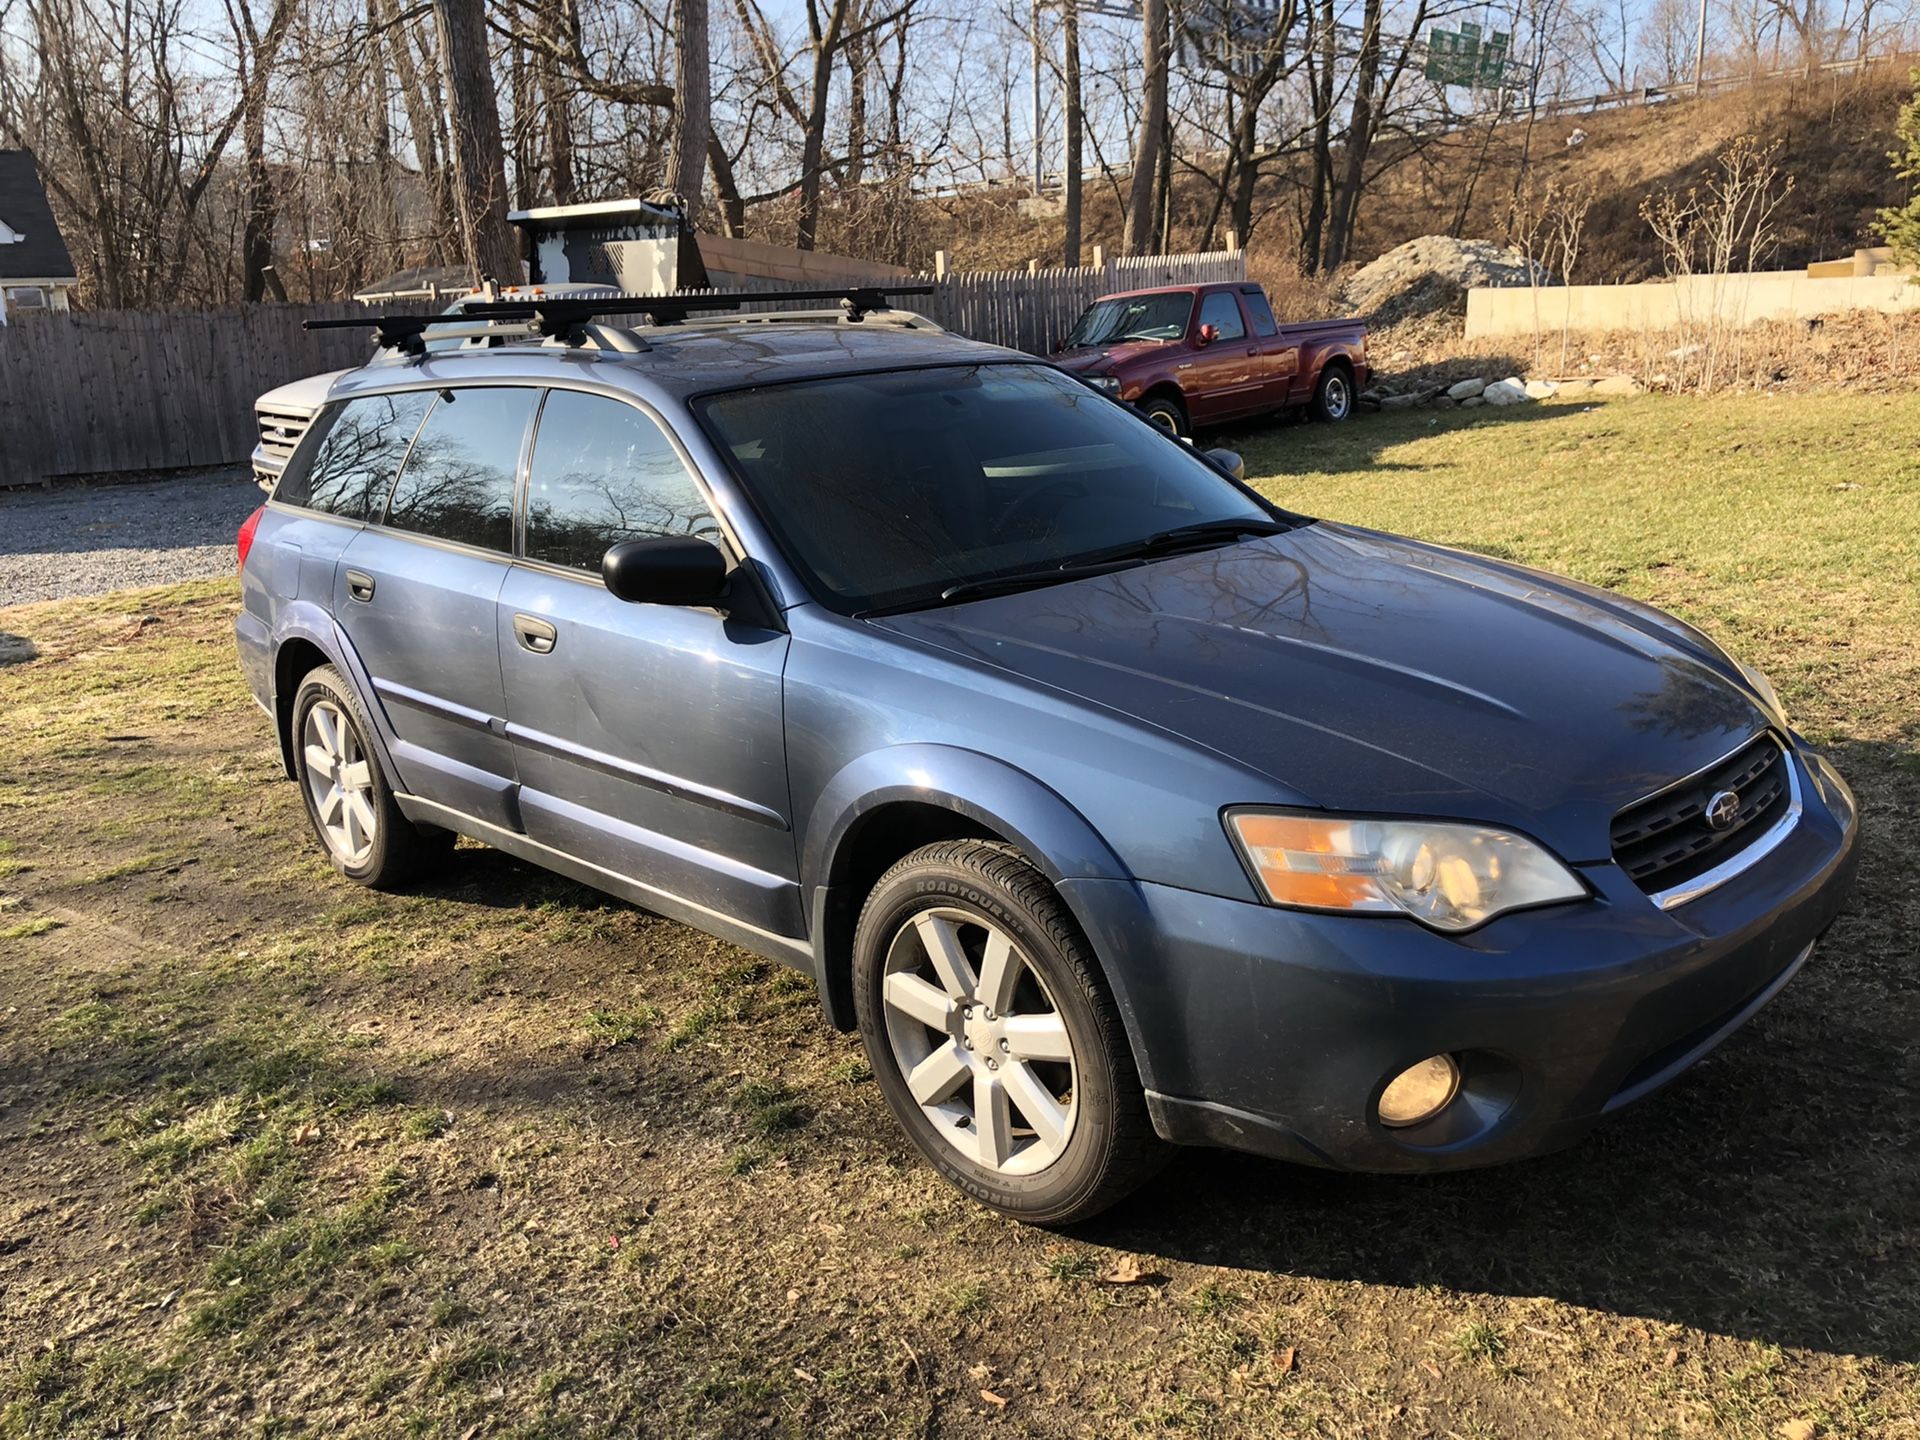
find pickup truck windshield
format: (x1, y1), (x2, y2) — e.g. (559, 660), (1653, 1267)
(698, 363), (1284, 616)
(1063, 293), (1193, 347)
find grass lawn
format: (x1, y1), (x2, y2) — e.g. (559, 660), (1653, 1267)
(1, 393), (1916, 1439)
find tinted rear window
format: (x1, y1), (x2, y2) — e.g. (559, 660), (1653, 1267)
(1242, 290), (1279, 337)
(276, 391), (433, 520)
(385, 387), (537, 552)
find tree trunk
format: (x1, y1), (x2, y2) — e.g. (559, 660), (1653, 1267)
(795, 0), (854, 252)
(707, 134), (746, 236)
(1124, 0), (1168, 254)
(538, 5), (575, 205)
(671, 0), (709, 206)
(1300, 0), (1335, 274)
(432, 0), (521, 281)
(1323, 0), (1383, 271)
(1062, 0), (1082, 266)
(846, 6), (869, 190)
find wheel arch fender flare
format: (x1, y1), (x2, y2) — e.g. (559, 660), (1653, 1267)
(800, 744), (1164, 1090)
(268, 605), (399, 783)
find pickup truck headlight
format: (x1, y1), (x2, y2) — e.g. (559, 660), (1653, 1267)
(1086, 374), (1122, 396)
(1225, 810), (1587, 932)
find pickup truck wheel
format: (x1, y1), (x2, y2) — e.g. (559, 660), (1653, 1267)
(1139, 395), (1189, 438)
(853, 840), (1168, 1225)
(1312, 365), (1354, 423)
(291, 665), (449, 889)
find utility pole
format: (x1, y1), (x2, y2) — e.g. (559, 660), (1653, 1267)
(1693, 0), (1708, 94)
(1031, 0), (1046, 196)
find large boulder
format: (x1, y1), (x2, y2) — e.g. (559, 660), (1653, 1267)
(1591, 375), (1642, 396)
(1524, 379), (1559, 399)
(1482, 377), (1530, 405)
(1446, 377), (1487, 400)
(1339, 236), (1553, 327)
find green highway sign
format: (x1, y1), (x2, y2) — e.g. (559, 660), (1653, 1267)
(1424, 22), (1514, 87)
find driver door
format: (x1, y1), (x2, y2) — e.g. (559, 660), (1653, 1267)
(1182, 291), (1261, 425)
(495, 388), (802, 941)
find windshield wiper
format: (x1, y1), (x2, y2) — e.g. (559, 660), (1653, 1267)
(1066, 516), (1291, 568)
(936, 556), (1147, 604)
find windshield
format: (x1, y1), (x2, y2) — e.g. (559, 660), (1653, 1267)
(696, 363), (1282, 615)
(1064, 292), (1193, 347)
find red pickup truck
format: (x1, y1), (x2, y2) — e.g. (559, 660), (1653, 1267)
(1052, 282), (1369, 438)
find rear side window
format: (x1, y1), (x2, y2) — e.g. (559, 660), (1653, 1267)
(1198, 291), (1247, 341)
(1242, 290), (1279, 337)
(277, 391), (432, 519)
(384, 387), (538, 552)
(524, 390), (718, 573)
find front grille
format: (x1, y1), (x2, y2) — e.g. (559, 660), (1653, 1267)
(256, 408), (312, 460)
(1610, 734), (1791, 895)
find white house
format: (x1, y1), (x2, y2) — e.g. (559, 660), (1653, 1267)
(0, 150), (79, 324)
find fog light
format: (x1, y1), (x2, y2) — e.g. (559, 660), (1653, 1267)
(1377, 1055), (1461, 1128)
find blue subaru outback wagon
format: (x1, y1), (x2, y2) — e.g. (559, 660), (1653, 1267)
(235, 296), (1859, 1223)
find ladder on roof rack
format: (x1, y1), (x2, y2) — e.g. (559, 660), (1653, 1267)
(304, 285), (939, 356)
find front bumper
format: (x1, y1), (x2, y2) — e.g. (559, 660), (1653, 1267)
(1065, 746), (1859, 1173)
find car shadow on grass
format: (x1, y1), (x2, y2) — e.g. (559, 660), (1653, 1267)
(1091, 733), (1920, 1365)
(1211, 391), (1592, 482)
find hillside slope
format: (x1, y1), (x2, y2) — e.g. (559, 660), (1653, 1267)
(898, 66), (1915, 287)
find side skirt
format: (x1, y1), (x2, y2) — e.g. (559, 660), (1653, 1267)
(395, 792), (815, 972)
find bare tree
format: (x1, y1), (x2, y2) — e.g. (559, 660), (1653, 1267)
(433, 0), (520, 280)
(672, 0), (710, 205)
(1124, 0), (1168, 254)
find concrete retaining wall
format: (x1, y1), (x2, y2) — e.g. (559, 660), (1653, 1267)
(1465, 271), (1920, 338)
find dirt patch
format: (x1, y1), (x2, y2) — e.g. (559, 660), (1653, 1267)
(1, 549), (1916, 1437)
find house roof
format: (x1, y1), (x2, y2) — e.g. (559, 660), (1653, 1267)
(0, 150), (77, 283)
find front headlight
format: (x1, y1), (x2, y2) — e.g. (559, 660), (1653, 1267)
(1087, 374), (1122, 396)
(1225, 810), (1587, 933)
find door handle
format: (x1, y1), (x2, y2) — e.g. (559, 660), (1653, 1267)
(513, 613), (558, 655)
(345, 569), (375, 603)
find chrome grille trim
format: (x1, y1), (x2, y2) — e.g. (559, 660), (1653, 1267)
(1645, 747), (1802, 910)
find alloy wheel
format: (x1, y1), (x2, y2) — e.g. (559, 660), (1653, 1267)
(1324, 373), (1350, 419)
(880, 906), (1079, 1175)
(301, 700), (378, 867)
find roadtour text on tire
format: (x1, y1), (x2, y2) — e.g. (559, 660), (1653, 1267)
(852, 839), (1168, 1224)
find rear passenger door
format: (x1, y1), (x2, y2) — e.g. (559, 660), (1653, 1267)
(1239, 288), (1301, 411)
(496, 388), (800, 941)
(332, 386), (539, 831)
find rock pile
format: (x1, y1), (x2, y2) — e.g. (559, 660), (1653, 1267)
(1339, 236), (1552, 326)
(1358, 373), (1643, 413)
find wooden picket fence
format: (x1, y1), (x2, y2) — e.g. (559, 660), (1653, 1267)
(0, 250), (1244, 484)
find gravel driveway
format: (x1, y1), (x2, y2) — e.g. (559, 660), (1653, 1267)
(0, 468), (262, 608)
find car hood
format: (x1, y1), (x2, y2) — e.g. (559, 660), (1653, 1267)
(870, 524), (1769, 863)
(255, 367), (352, 416)
(1052, 340), (1166, 375)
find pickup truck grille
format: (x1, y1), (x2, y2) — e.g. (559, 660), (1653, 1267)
(1610, 734), (1790, 895)
(256, 408), (313, 462)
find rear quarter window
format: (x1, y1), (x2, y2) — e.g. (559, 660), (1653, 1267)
(273, 391), (434, 520)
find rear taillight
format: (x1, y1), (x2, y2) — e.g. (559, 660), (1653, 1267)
(237, 504), (265, 572)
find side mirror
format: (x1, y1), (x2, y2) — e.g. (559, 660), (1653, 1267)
(1196, 323), (1218, 347)
(602, 535), (729, 607)
(1205, 448), (1245, 481)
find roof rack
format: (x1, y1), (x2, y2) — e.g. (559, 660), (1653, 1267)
(305, 284), (939, 358)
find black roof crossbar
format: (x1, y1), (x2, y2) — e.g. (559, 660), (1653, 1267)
(304, 314), (443, 356)
(460, 284), (936, 329)
(304, 285), (937, 356)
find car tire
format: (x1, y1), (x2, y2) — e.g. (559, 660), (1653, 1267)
(853, 839), (1168, 1225)
(1311, 364), (1354, 423)
(1139, 395), (1189, 438)
(290, 664), (450, 889)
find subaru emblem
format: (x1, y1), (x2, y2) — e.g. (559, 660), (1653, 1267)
(1705, 789), (1741, 831)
